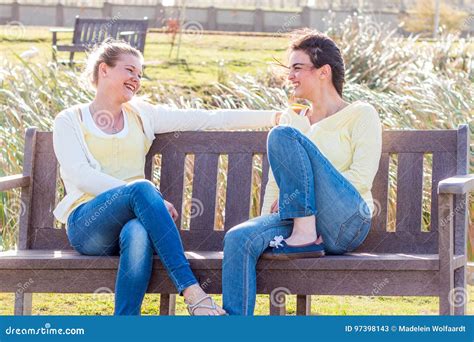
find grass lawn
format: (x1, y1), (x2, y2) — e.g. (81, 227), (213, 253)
(3, 26), (472, 93)
(0, 26), (288, 90)
(0, 286), (473, 315)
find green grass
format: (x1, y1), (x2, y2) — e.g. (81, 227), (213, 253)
(0, 26), (288, 89)
(1, 286), (474, 315)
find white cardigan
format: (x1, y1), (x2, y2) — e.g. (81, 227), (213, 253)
(53, 98), (276, 223)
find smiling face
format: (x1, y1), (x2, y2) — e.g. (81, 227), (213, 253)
(287, 50), (332, 101)
(96, 53), (143, 103)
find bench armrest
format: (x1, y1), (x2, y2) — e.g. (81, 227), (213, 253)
(437, 174), (474, 195)
(0, 175), (30, 192)
(119, 31), (139, 37)
(119, 30), (146, 40)
(51, 27), (73, 46)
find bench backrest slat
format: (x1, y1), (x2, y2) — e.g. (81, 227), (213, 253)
(431, 151), (458, 233)
(224, 153), (254, 230)
(30, 133), (57, 230)
(369, 152), (389, 233)
(23, 127), (468, 254)
(157, 151), (186, 219)
(395, 152), (424, 232)
(189, 153), (220, 231)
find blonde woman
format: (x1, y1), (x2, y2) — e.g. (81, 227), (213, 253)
(53, 40), (277, 315)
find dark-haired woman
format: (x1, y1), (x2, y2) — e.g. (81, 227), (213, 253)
(222, 31), (382, 315)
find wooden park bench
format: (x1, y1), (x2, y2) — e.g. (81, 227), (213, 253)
(0, 125), (472, 315)
(51, 16), (149, 65)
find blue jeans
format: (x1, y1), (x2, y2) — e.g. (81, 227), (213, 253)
(67, 179), (198, 315)
(222, 126), (372, 315)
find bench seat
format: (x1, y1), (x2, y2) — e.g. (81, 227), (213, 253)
(0, 249), (465, 298)
(0, 249), (455, 271)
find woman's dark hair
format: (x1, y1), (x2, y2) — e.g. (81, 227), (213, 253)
(289, 30), (345, 97)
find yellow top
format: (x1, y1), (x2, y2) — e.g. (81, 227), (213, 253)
(65, 103), (152, 221)
(261, 101), (382, 217)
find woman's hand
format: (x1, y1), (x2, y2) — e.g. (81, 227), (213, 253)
(270, 199), (279, 213)
(164, 200), (179, 221)
(274, 111), (282, 126)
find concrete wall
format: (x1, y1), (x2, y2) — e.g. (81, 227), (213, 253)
(18, 5), (57, 26)
(0, 2), (472, 35)
(110, 5), (156, 20)
(63, 7), (103, 26)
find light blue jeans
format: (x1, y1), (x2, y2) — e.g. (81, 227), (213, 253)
(222, 126), (372, 315)
(67, 179), (198, 315)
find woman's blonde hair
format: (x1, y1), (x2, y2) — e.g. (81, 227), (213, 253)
(83, 39), (144, 88)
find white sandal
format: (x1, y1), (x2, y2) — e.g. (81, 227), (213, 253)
(186, 295), (226, 316)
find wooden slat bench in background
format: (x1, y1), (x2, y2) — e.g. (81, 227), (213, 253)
(51, 16), (149, 65)
(0, 125), (472, 315)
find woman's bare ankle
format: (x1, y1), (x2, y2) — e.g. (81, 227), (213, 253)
(183, 284), (205, 303)
(286, 215), (317, 245)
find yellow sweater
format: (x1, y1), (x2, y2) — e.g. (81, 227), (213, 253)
(66, 104), (151, 220)
(261, 101), (382, 217)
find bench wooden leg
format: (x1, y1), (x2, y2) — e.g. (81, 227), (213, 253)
(454, 266), (467, 315)
(68, 52), (75, 67)
(14, 292), (32, 315)
(269, 295), (286, 316)
(439, 267), (467, 315)
(159, 294), (176, 315)
(296, 295), (311, 315)
(439, 193), (455, 315)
